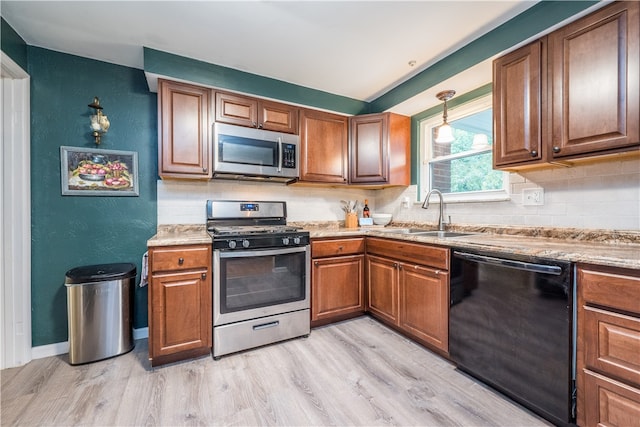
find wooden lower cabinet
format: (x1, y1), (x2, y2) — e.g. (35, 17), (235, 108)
(366, 237), (449, 354)
(577, 264), (640, 426)
(311, 238), (365, 326)
(366, 255), (399, 325)
(398, 263), (448, 352)
(148, 244), (212, 366)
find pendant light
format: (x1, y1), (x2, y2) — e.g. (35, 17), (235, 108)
(435, 90), (455, 144)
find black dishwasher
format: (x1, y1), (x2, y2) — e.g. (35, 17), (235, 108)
(450, 249), (575, 426)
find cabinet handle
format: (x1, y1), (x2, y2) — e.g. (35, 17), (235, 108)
(203, 167), (208, 173)
(252, 122), (258, 128)
(314, 261), (319, 266)
(434, 270), (441, 275)
(530, 150), (538, 157)
(398, 265), (403, 270)
(258, 123), (263, 129)
(201, 273), (207, 280)
(178, 257), (184, 265)
(552, 146), (561, 153)
(338, 246), (343, 251)
(393, 263), (398, 269)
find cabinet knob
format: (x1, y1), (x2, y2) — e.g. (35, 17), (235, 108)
(552, 146), (561, 153)
(252, 122), (258, 128)
(258, 123), (263, 129)
(314, 261), (319, 266)
(201, 273), (207, 280)
(178, 257), (184, 265)
(203, 167), (208, 173)
(393, 263), (398, 269)
(338, 246), (343, 252)
(530, 150), (538, 157)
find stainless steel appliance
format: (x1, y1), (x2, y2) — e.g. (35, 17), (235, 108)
(207, 200), (310, 358)
(213, 123), (300, 183)
(450, 249), (575, 426)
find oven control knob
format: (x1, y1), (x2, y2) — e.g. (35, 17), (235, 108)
(282, 237), (290, 245)
(228, 240), (237, 249)
(293, 237), (301, 245)
(242, 239), (250, 248)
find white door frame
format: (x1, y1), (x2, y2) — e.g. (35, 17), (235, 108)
(1, 51), (32, 369)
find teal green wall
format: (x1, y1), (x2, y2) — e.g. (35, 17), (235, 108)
(29, 47), (157, 346)
(144, 48), (370, 115)
(1, 17), (28, 70)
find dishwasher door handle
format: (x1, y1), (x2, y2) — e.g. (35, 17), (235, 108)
(454, 251), (563, 275)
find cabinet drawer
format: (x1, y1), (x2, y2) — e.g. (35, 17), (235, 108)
(584, 306), (640, 387)
(580, 267), (640, 315)
(584, 370), (640, 427)
(312, 238), (365, 258)
(366, 237), (449, 270)
(150, 245), (211, 272)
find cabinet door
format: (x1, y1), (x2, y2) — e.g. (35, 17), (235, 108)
(350, 114), (388, 183)
(150, 269), (212, 359)
(366, 255), (398, 325)
(215, 91), (258, 128)
(311, 255), (364, 324)
(493, 40), (544, 167)
(299, 109), (349, 183)
(159, 80), (211, 178)
(399, 263), (449, 353)
(584, 370), (640, 427)
(549, 1), (639, 158)
(259, 99), (298, 134)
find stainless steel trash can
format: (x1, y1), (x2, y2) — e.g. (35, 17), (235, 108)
(65, 263), (136, 365)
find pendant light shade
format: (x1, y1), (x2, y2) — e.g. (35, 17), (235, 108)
(435, 90), (456, 144)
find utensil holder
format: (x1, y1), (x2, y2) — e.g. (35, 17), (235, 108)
(345, 212), (358, 229)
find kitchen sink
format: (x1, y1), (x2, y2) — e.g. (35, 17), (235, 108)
(407, 230), (473, 238)
(380, 228), (474, 238)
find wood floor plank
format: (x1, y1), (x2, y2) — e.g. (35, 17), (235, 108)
(1, 316), (551, 426)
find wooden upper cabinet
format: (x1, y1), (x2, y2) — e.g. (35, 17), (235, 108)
(158, 79), (212, 179)
(548, 1), (639, 159)
(299, 108), (349, 184)
(215, 91), (298, 134)
(493, 1), (640, 170)
(493, 40), (544, 167)
(350, 113), (410, 185)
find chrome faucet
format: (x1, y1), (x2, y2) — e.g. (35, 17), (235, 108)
(422, 189), (445, 231)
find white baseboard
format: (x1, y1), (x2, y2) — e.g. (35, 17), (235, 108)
(31, 327), (149, 360)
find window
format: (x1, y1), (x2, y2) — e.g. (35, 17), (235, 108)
(420, 94), (508, 202)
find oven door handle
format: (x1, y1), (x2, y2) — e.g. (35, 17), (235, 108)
(217, 245), (308, 259)
(454, 251), (563, 275)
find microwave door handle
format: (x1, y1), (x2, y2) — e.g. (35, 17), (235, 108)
(277, 137), (283, 172)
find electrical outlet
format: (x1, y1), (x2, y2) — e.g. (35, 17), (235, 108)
(523, 188), (544, 206)
(402, 197), (410, 208)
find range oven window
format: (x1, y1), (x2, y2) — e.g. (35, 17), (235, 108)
(219, 249), (306, 313)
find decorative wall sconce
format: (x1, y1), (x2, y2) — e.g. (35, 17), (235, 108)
(88, 97), (110, 145)
(435, 90), (456, 144)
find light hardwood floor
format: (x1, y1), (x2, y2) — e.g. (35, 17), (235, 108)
(1, 316), (550, 426)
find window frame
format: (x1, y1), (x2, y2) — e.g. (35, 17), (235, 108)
(418, 94), (509, 203)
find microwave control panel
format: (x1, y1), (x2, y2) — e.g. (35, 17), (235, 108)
(282, 144), (296, 168)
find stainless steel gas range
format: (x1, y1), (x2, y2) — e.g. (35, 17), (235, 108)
(206, 200), (310, 359)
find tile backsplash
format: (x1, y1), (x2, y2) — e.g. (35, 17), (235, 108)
(158, 156), (639, 231)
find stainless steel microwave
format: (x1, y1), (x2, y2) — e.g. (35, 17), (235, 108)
(213, 123), (300, 183)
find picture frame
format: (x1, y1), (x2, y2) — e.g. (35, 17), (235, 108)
(60, 146), (139, 196)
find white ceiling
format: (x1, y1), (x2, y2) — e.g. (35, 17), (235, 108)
(1, 1), (540, 115)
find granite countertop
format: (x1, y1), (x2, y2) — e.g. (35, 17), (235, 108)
(147, 223), (640, 270)
(147, 224), (211, 247)
(306, 224), (640, 270)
